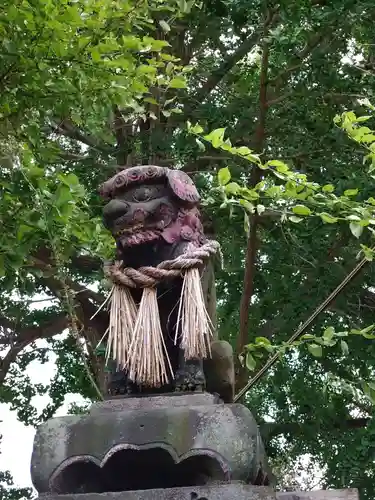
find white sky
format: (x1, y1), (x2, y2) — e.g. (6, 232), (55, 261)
(0, 350), (86, 491)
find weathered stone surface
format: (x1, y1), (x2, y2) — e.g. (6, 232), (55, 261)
(31, 395), (271, 494)
(276, 490), (359, 500)
(37, 483), (277, 500)
(95, 392), (222, 413)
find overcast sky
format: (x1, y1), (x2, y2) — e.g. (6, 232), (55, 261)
(0, 350), (86, 491)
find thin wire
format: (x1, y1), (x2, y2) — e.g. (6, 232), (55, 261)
(234, 250), (373, 403)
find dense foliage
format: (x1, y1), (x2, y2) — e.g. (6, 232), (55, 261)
(1, 0), (375, 498)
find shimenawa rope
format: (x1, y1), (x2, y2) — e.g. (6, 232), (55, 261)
(97, 240), (220, 387)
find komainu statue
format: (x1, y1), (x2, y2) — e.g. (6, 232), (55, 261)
(99, 165), (235, 402)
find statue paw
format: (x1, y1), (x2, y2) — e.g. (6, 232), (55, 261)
(108, 371), (138, 396)
(174, 362), (206, 393)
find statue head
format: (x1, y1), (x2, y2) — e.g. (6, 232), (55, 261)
(99, 165), (205, 250)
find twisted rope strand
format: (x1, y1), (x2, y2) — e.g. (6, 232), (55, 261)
(104, 240), (220, 288)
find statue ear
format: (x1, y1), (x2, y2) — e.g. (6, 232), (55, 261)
(166, 170), (200, 204)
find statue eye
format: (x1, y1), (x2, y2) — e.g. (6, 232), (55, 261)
(133, 188), (152, 202)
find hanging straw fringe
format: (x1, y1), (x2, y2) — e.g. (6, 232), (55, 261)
(96, 240), (220, 388)
(99, 284), (137, 369)
(175, 267), (213, 359)
(127, 287), (173, 386)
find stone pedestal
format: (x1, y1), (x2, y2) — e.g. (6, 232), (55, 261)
(37, 484), (277, 500)
(31, 392), (273, 499)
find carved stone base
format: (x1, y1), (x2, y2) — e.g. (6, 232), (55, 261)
(36, 485), (360, 500)
(37, 483), (277, 500)
(31, 392), (272, 495)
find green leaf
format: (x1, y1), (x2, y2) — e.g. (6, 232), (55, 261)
(205, 128), (226, 148)
(137, 64), (157, 75)
(319, 212), (338, 223)
(360, 244), (374, 261)
(346, 214), (361, 221)
(255, 336), (271, 345)
(236, 146), (253, 156)
(188, 123), (204, 134)
(54, 185), (73, 207)
(255, 336), (273, 352)
(323, 326), (335, 341)
(344, 188), (359, 197)
(361, 382), (375, 404)
(27, 166), (44, 177)
(292, 205), (311, 216)
(195, 138), (205, 151)
(356, 115), (371, 122)
(245, 352), (257, 371)
(243, 211), (250, 235)
(218, 167), (231, 186)
(144, 97), (158, 105)
(361, 134), (375, 143)
(240, 188), (259, 201)
(308, 343), (323, 357)
(168, 77), (187, 89)
(349, 222), (363, 238)
(58, 173), (80, 187)
(225, 182), (240, 194)
(359, 324), (375, 335)
(322, 184), (335, 193)
(240, 199), (255, 213)
(333, 114), (341, 124)
(340, 340), (349, 355)
(267, 160), (289, 173)
(159, 20), (170, 32)
(17, 224), (34, 241)
(289, 215), (303, 223)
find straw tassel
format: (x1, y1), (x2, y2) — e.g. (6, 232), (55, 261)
(126, 287), (174, 387)
(104, 284), (138, 369)
(175, 267), (213, 360)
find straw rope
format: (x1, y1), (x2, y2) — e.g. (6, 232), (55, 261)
(104, 240), (221, 288)
(99, 239), (221, 387)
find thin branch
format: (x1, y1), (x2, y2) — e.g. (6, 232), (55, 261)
(29, 256), (105, 305)
(70, 254), (103, 274)
(112, 104), (131, 165)
(260, 417), (370, 441)
(268, 31), (327, 91)
(50, 118), (113, 154)
(0, 313), (68, 346)
(0, 313), (68, 384)
(236, 10), (270, 387)
(0, 342), (28, 385)
(193, 7), (279, 105)
(0, 62), (16, 85)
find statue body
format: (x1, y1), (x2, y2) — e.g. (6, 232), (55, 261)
(99, 165), (235, 401)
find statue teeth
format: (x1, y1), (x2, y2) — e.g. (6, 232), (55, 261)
(115, 223), (145, 236)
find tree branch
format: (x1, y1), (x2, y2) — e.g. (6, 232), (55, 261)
(50, 118), (113, 154)
(30, 256), (105, 305)
(260, 417), (370, 441)
(236, 10), (270, 388)
(268, 31), (327, 92)
(0, 313), (68, 384)
(112, 105), (133, 165)
(0, 313), (68, 346)
(193, 7), (278, 105)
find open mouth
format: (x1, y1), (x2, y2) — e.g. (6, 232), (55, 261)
(114, 224), (161, 247)
(114, 223), (145, 237)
